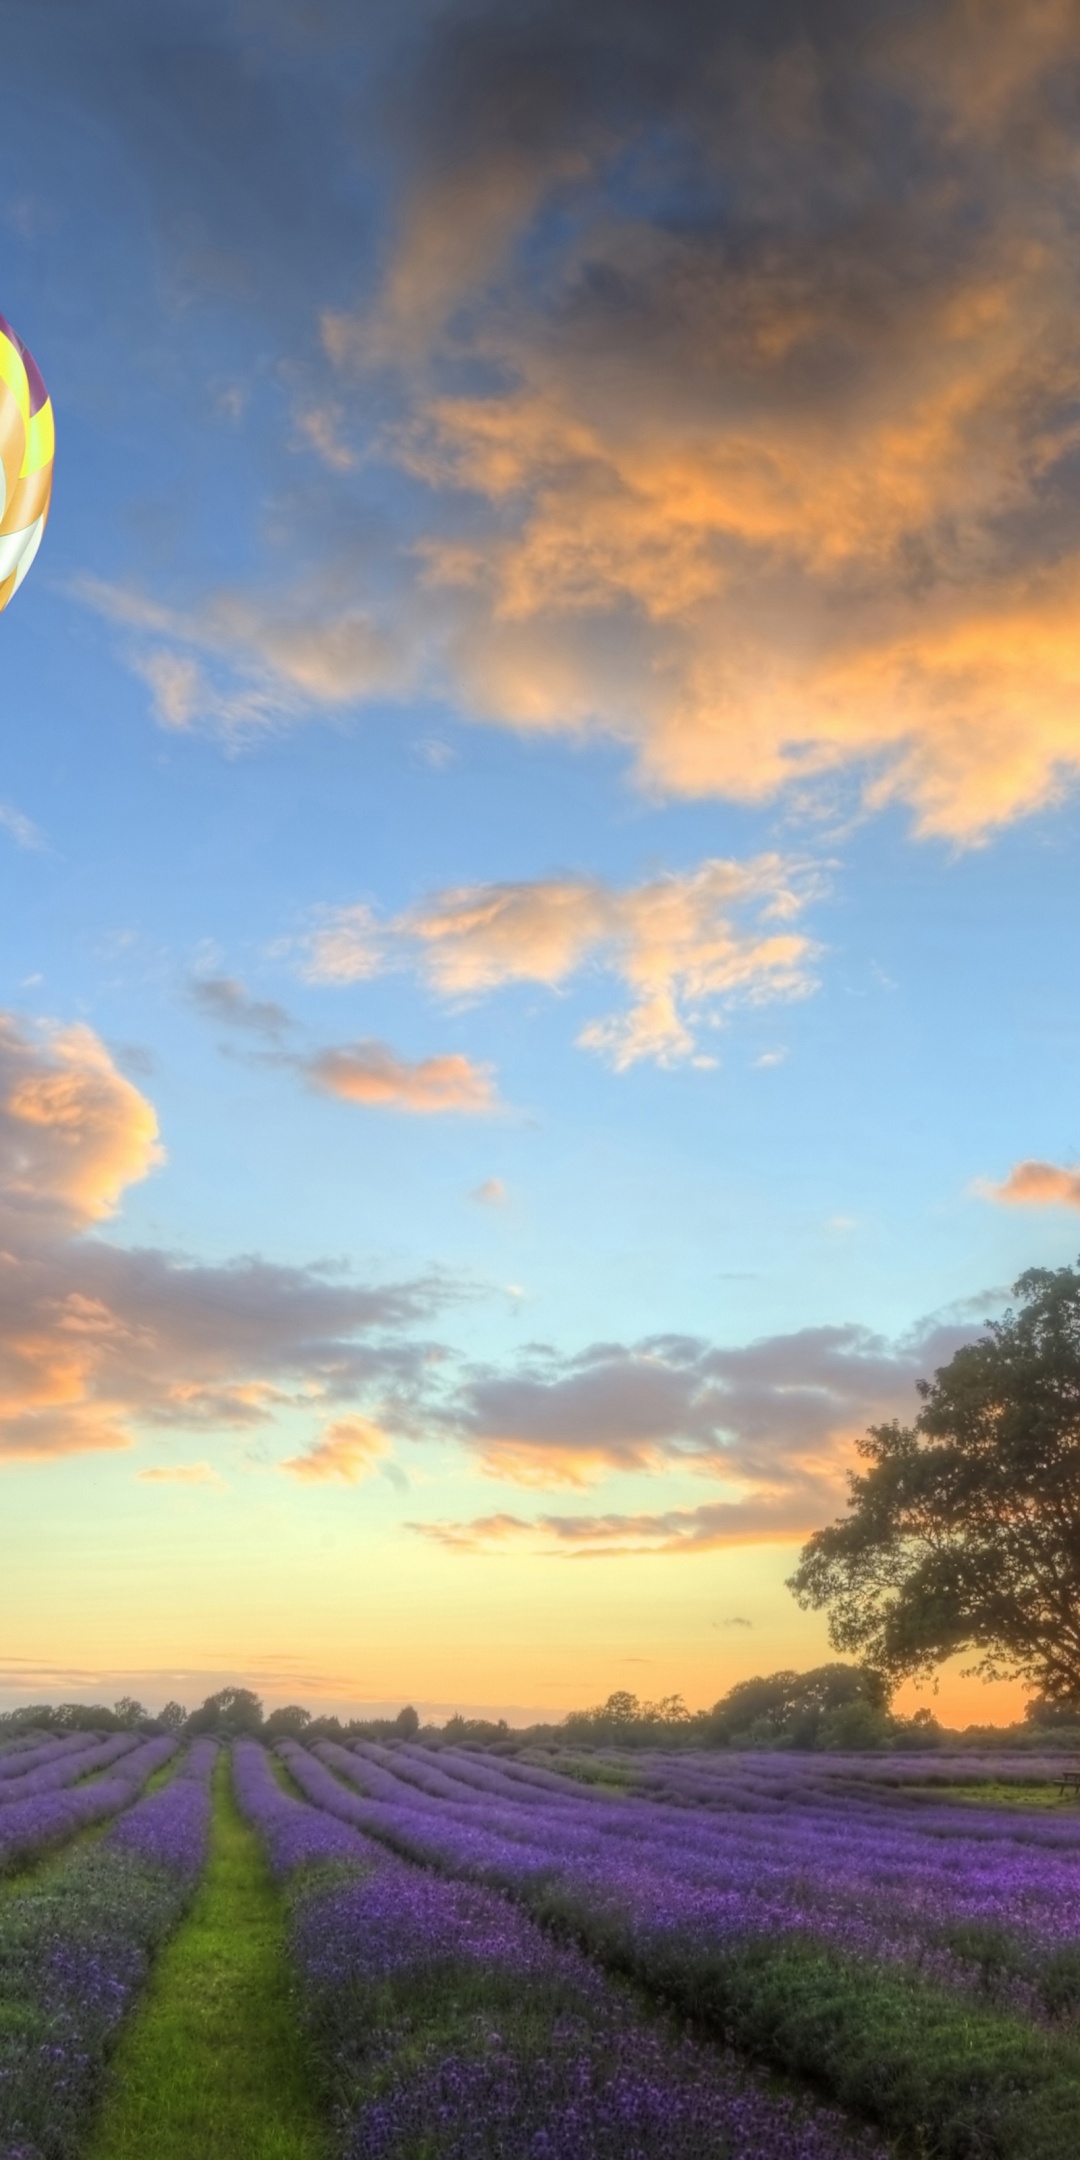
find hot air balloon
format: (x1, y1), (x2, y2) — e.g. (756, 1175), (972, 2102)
(0, 312), (54, 615)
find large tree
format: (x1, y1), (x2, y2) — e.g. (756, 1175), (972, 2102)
(788, 1265), (1080, 1704)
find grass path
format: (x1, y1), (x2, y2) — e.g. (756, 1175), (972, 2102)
(88, 1749), (327, 2160)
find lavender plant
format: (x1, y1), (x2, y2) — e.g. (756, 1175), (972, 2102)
(0, 1736), (140, 1810)
(236, 1740), (884, 2160)
(0, 1739), (214, 2160)
(0, 1742), (94, 1788)
(279, 1738), (1080, 2159)
(0, 1739), (178, 1879)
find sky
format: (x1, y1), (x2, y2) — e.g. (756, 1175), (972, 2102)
(3, 0), (1080, 1726)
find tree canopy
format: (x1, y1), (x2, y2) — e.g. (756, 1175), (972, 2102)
(788, 1265), (1080, 1703)
(705, 1663), (895, 1750)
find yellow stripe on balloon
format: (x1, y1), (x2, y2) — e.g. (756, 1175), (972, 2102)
(21, 397), (54, 480)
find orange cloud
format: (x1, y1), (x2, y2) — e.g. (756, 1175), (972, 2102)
(138, 1462), (226, 1490)
(298, 857), (819, 1069)
(304, 1041), (499, 1114)
(0, 1016), (162, 1229)
(985, 1159), (1080, 1209)
(281, 1414), (391, 1483)
(411, 1491), (834, 1557)
(77, 5), (1080, 844)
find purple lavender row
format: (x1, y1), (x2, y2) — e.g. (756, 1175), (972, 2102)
(107, 1735), (217, 1877)
(238, 1742), (883, 2160)
(523, 1744), (1080, 1842)
(0, 1738), (216, 2160)
(362, 1738), (1080, 1860)
(0, 1733), (93, 1783)
(233, 1734), (370, 1875)
(0, 1730), (139, 1807)
(0, 1733), (177, 1876)
(402, 1736), (1080, 1868)
(584, 1744), (1080, 1804)
(312, 1743), (1080, 2013)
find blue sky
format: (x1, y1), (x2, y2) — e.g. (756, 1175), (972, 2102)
(2, 0), (1080, 1723)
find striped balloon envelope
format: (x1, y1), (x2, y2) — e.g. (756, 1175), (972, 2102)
(0, 312), (54, 614)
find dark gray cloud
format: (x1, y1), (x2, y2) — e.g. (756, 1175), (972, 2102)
(441, 1316), (980, 1486)
(187, 974), (292, 1039)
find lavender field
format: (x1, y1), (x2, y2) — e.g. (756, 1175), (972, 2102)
(4, 1722), (1080, 2160)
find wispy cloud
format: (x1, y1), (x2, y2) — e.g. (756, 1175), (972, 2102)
(187, 975), (292, 1041)
(77, 577), (405, 744)
(471, 1178), (508, 1206)
(138, 1462), (226, 1490)
(0, 803), (44, 851)
(280, 1414), (390, 1483)
(186, 973), (499, 1116)
(294, 856), (821, 1069)
(303, 1041), (499, 1115)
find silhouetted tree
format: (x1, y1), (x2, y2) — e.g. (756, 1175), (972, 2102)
(705, 1664), (890, 1749)
(394, 1705), (420, 1738)
(790, 1266), (1080, 1703)
(55, 1703), (120, 1732)
(158, 1702), (188, 1733)
(563, 1691), (698, 1747)
(187, 1686), (264, 1736)
(442, 1716), (510, 1744)
(113, 1697), (148, 1729)
(264, 1705), (313, 1739)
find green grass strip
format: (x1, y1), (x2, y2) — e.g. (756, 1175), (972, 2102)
(88, 1752), (327, 2160)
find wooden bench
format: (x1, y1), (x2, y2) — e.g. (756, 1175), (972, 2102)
(1056, 1770), (1080, 1801)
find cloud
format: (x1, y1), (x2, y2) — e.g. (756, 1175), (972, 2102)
(0, 1014), (163, 1232)
(20, 0), (1080, 845)
(303, 1041), (499, 1115)
(280, 1414), (390, 1483)
(292, 401), (357, 472)
(438, 1313), (979, 1491)
(471, 1178), (508, 1206)
(137, 1461), (226, 1490)
(289, 904), (384, 985)
(296, 855), (820, 1069)
(409, 1510), (538, 1555)
(187, 975), (292, 1040)
(0, 1008), (450, 1462)
(354, 0), (1080, 843)
(186, 974), (496, 1115)
(57, 1), (1080, 842)
(412, 1491), (834, 1557)
(78, 578), (406, 745)
(983, 1159), (1080, 1209)
(0, 803), (43, 851)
